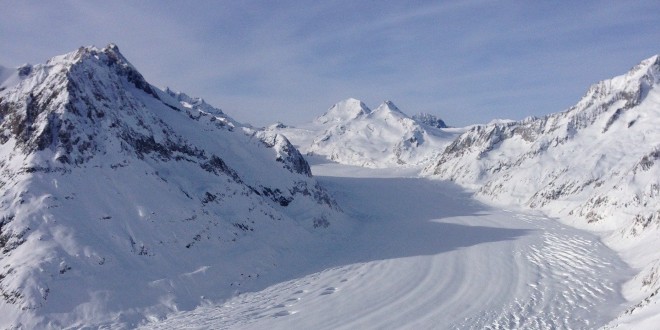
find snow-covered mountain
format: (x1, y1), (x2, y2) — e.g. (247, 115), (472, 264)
(0, 44), (342, 328)
(269, 98), (458, 168)
(411, 112), (448, 128)
(425, 54), (660, 326)
(5, 43), (660, 328)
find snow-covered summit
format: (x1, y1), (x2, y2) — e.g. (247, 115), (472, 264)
(0, 44), (341, 328)
(314, 97), (371, 125)
(368, 100), (407, 119)
(270, 98), (458, 168)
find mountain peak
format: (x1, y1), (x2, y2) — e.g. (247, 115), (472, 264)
(629, 54), (659, 76)
(0, 43), (166, 161)
(376, 100), (404, 113)
(549, 53), (660, 135)
(41, 43), (157, 99)
(371, 100), (409, 120)
(0, 46), (338, 327)
(612, 54), (660, 93)
(412, 113), (448, 128)
(314, 98), (371, 125)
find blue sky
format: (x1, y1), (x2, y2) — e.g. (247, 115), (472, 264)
(2, 1), (659, 126)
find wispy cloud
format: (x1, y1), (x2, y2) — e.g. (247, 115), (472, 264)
(1, 0), (659, 126)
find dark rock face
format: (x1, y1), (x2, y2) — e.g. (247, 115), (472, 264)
(254, 130), (312, 177)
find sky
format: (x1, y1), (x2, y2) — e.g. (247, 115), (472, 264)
(2, 1), (659, 127)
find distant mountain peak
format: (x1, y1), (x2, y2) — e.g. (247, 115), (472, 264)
(314, 98), (371, 125)
(628, 54), (659, 77)
(412, 113), (447, 128)
(578, 54), (659, 105)
(271, 98), (458, 168)
(376, 100), (404, 113)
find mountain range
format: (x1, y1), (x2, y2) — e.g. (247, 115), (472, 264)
(268, 98), (459, 168)
(424, 54), (660, 327)
(1, 44), (659, 328)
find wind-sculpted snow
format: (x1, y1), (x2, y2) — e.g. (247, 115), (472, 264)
(269, 98), (459, 168)
(141, 163), (631, 329)
(0, 45), (340, 328)
(426, 54), (660, 327)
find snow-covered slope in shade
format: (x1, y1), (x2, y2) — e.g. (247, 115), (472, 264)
(140, 164), (632, 330)
(269, 98), (460, 168)
(424, 54), (660, 328)
(0, 44), (342, 328)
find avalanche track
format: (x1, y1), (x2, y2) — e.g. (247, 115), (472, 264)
(142, 162), (633, 329)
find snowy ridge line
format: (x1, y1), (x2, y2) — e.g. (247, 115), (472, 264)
(425, 54), (660, 328)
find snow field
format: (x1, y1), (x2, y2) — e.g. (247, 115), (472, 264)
(142, 163), (632, 329)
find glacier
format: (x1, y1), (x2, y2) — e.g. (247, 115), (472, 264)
(1, 44), (660, 329)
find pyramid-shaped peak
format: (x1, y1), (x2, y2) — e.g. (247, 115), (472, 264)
(335, 98), (370, 112)
(620, 54), (660, 84)
(574, 54), (660, 112)
(314, 98), (371, 125)
(65, 43), (158, 98)
(381, 100), (401, 111)
(373, 100), (406, 116)
(632, 54), (659, 72)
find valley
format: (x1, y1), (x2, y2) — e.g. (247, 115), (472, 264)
(141, 162), (632, 329)
(1, 44), (658, 329)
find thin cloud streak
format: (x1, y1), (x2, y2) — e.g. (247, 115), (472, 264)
(1, 1), (658, 127)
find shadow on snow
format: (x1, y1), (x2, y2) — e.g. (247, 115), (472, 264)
(309, 175), (532, 267)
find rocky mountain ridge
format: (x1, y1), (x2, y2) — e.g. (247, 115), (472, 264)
(425, 54), (660, 326)
(0, 44), (341, 328)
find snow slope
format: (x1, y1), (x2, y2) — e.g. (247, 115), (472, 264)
(0, 45), (342, 328)
(141, 162), (632, 329)
(269, 98), (459, 168)
(425, 54), (660, 328)
(2, 44), (656, 328)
